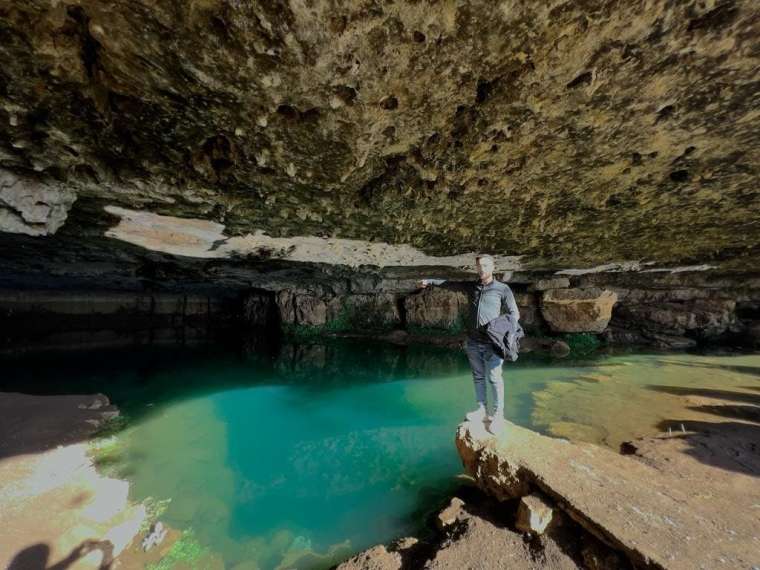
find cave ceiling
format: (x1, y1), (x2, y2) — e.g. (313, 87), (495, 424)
(0, 0), (758, 285)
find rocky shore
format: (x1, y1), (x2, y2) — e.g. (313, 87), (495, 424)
(338, 378), (760, 570)
(0, 392), (144, 569)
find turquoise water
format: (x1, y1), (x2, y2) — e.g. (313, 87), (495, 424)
(3, 340), (758, 569)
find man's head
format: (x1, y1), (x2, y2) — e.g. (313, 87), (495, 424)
(475, 254), (495, 281)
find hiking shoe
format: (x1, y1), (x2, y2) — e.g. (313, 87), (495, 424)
(464, 404), (487, 422)
(488, 415), (506, 435)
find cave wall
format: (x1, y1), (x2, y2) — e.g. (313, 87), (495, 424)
(5, 267), (759, 353)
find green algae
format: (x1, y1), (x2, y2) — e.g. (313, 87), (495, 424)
(146, 529), (208, 570)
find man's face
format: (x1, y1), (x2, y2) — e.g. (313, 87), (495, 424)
(476, 257), (494, 279)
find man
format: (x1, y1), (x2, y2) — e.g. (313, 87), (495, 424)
(417, 254), (519, 435)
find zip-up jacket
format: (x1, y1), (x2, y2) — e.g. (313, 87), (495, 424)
(424, 278), (520, 343)
(485, 313), (524, 361)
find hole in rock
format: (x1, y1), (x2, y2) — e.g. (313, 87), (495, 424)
(566, 71), (592, 89)
(380, 96), (398, 110)
(475, 78), (496, 104)
(669, 169), (689, 183)
(656, 104), (675, 122)
(688, 2), (739, 32)
(276, 105), (299, 121)
(329, 15), (347, 34)
(606, 194), (622, 208)
(413, 31), (426, 43)
(335, 85), (357, 106)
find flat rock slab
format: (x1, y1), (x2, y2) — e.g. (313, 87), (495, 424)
(456, 419), (760, 570)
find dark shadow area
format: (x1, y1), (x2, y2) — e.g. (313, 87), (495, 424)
(0, 392), (119, 460)
(657, 358), (760, 378)
(688, 403), (760, 423)
(645, 384), (760, 405)
(646, 381), (760, 477)
(654, 419), (760, 477)
(8, 539), (113, 570)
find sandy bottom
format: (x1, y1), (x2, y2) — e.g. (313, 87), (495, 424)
(529, 352), (760, 449)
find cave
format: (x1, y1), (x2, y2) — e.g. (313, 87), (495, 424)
(1, 1), (759, 569)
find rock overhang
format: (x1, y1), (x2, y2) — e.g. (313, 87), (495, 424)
(0, 0), (758, 275)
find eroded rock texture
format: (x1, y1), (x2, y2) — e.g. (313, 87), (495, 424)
(1, 0), (759, 271)
(455, 418), (760, 570)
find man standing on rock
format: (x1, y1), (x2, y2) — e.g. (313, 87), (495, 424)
(417, 254), (520, 435)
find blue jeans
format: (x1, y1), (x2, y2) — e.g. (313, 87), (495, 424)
(464, 338), (505, 415)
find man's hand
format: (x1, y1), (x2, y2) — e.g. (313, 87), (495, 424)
(416, 279), (428, 289)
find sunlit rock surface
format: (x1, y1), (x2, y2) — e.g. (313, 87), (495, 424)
(540, 287), (618, 333)
(0, 393), (145, 570)
(455, 418), (760, 570)
(0, 169), (76, 236)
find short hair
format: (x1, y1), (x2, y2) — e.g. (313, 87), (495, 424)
(475, 254), (495, 265)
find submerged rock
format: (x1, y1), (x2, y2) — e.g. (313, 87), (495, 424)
(141, 521), (167, 552)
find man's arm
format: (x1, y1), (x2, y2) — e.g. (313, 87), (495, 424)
(501, 285), (520, 321)
(416, 278), (471, 293)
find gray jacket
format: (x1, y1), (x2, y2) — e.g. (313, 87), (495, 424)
(424, 278), (520, 343)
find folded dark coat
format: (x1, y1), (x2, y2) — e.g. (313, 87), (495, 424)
(485, 314), (524, 361)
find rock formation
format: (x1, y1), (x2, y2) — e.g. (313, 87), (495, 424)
(0, 0), (758, 277)
(540, 287), (618, 333)
(0, 0), (758, 352)
(455, 418), (760, 569)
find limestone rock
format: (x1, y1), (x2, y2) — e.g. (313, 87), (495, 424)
(541, 288), (618, 333)
(141, 521), (167, 551)
(435, 497), (465, 530)
(242, 291), (276, 327)
(339, 294), (401, 329)
(276, 290), (327, 326)
(531, 278), (571, 292)
(424, 505), (579, 570)
(455, 419), (760, 569)
(515, 493), (554, 535)
(0, 170), (76, 236)
(404, 287), (467, 333)
(611, 299), (736, 339)
(335, 545), (402, 570)
(335, 537), (418, 570)
(2, 1), (759, 271)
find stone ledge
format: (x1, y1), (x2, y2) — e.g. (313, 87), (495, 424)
(455, 419), (760, 570)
